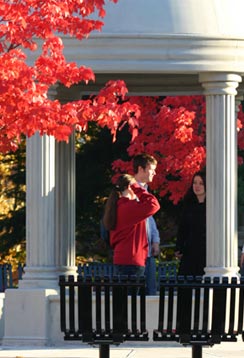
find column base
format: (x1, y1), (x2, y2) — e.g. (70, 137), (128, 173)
(57, 265), (78, 277)
(204, 266), (240, 278)
(19, 266), (59, 289)
(2, 288), (59, 346)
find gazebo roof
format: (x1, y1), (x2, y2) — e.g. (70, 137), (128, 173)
(101, 0), (244, 38)
(60, 0), (244, 95)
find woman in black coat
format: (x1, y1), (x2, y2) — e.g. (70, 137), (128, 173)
(175, 171), (206, 276)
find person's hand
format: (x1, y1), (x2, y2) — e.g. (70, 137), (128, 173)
(151, 242), (160, 257)
(129, 177), (137, 185)
(127, 178), (137, 199)
(175, 250), (183, 259)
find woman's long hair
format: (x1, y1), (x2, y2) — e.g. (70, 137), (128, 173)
(103, 174), (134, 231)
(184, 170), (206, 205)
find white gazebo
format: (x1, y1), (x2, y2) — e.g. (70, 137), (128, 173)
(2, 0), (244, 346)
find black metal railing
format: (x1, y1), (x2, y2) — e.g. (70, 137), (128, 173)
(0, 263), (24, 292)
(60, 274), (148, 358)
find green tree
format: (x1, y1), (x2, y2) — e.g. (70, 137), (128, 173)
(75, 123), (131, 262)
(0, 143), (26, 265)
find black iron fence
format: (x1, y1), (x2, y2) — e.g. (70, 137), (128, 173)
(0, 261), (179, 292)
(0, 263), (24, 292)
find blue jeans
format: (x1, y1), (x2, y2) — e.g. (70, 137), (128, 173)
(145, 257), (157, 295)
(114, 265), (145, 277)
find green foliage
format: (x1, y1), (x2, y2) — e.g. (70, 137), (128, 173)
(0, 144), (26, 260)
(75, 123), (131, 261)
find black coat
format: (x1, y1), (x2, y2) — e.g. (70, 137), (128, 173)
(176, 199), (206, 276)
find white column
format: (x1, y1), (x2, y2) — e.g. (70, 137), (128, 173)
(19, 84), (77, 285)
(54, 85), (79, 276)
(3, 133), (58, 346)
(55, 134), (77, 275)
(19, 133), (58, 287)
(199, 73), (242, 277)
(3, 84), (79, 345)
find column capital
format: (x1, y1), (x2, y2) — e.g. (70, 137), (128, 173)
(199, 73), (242, 96)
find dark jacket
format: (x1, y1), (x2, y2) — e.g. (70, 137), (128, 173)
(176, 198), (206, 276)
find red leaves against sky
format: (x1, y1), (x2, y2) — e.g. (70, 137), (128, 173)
(0, 0), (121, 151)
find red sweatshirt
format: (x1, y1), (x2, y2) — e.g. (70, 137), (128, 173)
(110, 183), (160, 266)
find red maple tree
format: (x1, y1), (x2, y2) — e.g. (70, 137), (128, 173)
(2, 1), (243, 204)
(112, 96), (244, 204)
(0, 0), (140, 152)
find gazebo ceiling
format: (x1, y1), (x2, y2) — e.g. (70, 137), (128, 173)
(60, 73), (244, 98)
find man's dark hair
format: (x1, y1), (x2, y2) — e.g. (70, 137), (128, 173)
(133, 153), (157, 174)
